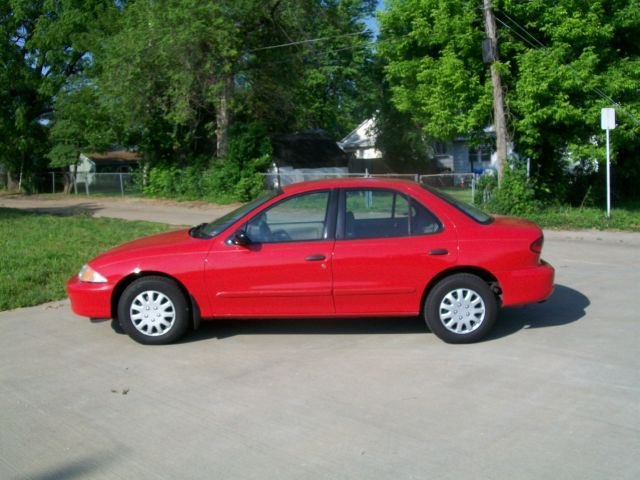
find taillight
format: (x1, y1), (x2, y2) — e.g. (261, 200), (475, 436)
(530, 235), (544, 254)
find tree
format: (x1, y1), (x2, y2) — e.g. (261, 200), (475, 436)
(0, 0), (119, 190)
(96, 0), (378, 165)
(46, 83), (117, 192)
(379, 0), (492, 141)
(500, 0), (640, 200)
(2, 1), (380, 197)
(379, 0), (640, 202)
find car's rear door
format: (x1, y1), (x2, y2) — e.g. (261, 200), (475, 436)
(332, 188), (458, 315)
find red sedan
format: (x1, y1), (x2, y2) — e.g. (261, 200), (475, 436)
(67, 178), (554, 344)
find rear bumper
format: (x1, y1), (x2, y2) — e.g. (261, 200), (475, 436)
(497, 260), (555, 307)
(66, 276), (113, 318)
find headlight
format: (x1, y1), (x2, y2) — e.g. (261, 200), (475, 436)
(78, 264), (108, 283)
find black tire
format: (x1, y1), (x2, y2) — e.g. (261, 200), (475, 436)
(424, 273), (497, 344)
(117, 276), (190, 345)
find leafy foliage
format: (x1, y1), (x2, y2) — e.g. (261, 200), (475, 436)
(2, 0), (377, 199)
(379, 0), (492, 141)
(486, 163), (541, 216)
(143, 122), (273, 203)
(379, 0), (640, 202)
(95, 0), (377, 165)
(46, 84), (117, 167)
(0, 0), (119, 184)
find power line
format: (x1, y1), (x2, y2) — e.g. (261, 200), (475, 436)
(248, 31), (368, 53)
(244, 32), (409, 70)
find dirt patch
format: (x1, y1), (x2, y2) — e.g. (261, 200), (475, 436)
(0, 194), (239, 226)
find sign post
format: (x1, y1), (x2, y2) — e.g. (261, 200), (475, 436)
(601, 108), (616, 219)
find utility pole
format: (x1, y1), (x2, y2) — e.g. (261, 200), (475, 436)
(483, 0), (509, 185)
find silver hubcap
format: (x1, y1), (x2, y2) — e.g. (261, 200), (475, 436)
(129, 290), (176, 337)
(439, 288), (486, 334)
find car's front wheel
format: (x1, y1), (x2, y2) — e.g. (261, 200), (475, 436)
(117, 276), (190, 345)
(424, 273), (497, 343)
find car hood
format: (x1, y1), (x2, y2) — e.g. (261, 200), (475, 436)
(91, 229), (197, 266)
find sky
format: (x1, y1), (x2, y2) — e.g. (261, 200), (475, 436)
(365, 0), (384, 37)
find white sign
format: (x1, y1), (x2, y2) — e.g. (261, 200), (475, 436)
(601, 108), (616, 130)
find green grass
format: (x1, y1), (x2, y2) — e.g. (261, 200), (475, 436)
(0, 208), (173, 311)
(521, 205), (640, 231)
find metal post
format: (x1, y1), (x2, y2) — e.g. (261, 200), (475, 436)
(471, 176), (476, 204)
(51, 172), (55, 194)
(119, 173), (124, 196)
(606, 128), (611, 219)
(601, 108), (615, 219)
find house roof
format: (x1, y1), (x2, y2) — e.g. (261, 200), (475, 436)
(338, 118), (377, 151)
(272, 130), (348, 168)
(87, 151), (140, 164)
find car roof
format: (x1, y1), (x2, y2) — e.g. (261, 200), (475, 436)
(281, 177), (420, 194)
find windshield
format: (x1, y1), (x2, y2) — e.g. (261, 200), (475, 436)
(421, 184), (493, 224)
(191, 191), (280, 239)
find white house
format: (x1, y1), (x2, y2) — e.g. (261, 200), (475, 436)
(337, 118), (383, 161)
(338, 118), (502, 174)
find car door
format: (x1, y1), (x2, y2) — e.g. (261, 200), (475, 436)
(332, 188), (458, 316)
(204, 189), (336, 317)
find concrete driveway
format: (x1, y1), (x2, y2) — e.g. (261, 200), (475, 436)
(1, 198), (639, 479)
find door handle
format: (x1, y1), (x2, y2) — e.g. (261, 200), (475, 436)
(305, 254), (326, 261)
(428, 249), (448, 256)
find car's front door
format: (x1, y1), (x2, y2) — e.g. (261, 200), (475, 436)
(204, 190), (336, 317)
(332, 188), (458, 316)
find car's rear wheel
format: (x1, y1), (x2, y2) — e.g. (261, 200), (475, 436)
(424, 273), (497, 343)
(117, 276), (189, 345)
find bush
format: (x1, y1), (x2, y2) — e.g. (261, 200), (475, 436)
(474, 172), (497, 205)
(201, 153), (271, 203)
(487, 163), (541, 216)
(143, 122), (272, 203)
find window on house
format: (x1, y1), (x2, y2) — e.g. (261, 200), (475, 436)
(469, 146), (492, 165)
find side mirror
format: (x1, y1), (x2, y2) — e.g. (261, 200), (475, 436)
(231, 231), (251, 246)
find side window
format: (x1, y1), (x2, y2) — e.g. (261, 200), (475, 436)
(345, 190), (409, 239)
(245, 191), (329, 243)
(410, 200), (441, 235)
(344, 189), (441, 239)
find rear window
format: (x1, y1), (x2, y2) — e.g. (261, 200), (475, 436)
(422, 184), (493, 224)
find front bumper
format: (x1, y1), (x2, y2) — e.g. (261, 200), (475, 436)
(66, 275), (114, 318)
(497, 260), (555, 307)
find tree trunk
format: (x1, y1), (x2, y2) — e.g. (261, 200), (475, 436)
(483, 0), (510, 185)
(63, 162), (78, 194)
(62, 173), (72, 194)
(215, 75), (233, 159)
(6, 170), (18, 192)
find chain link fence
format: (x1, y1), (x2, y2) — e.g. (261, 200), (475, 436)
(419, 173), (477, 204)
(25, 172), (142, 196)
(265, 170), (478, 204)
(19, 170), (481, 204)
